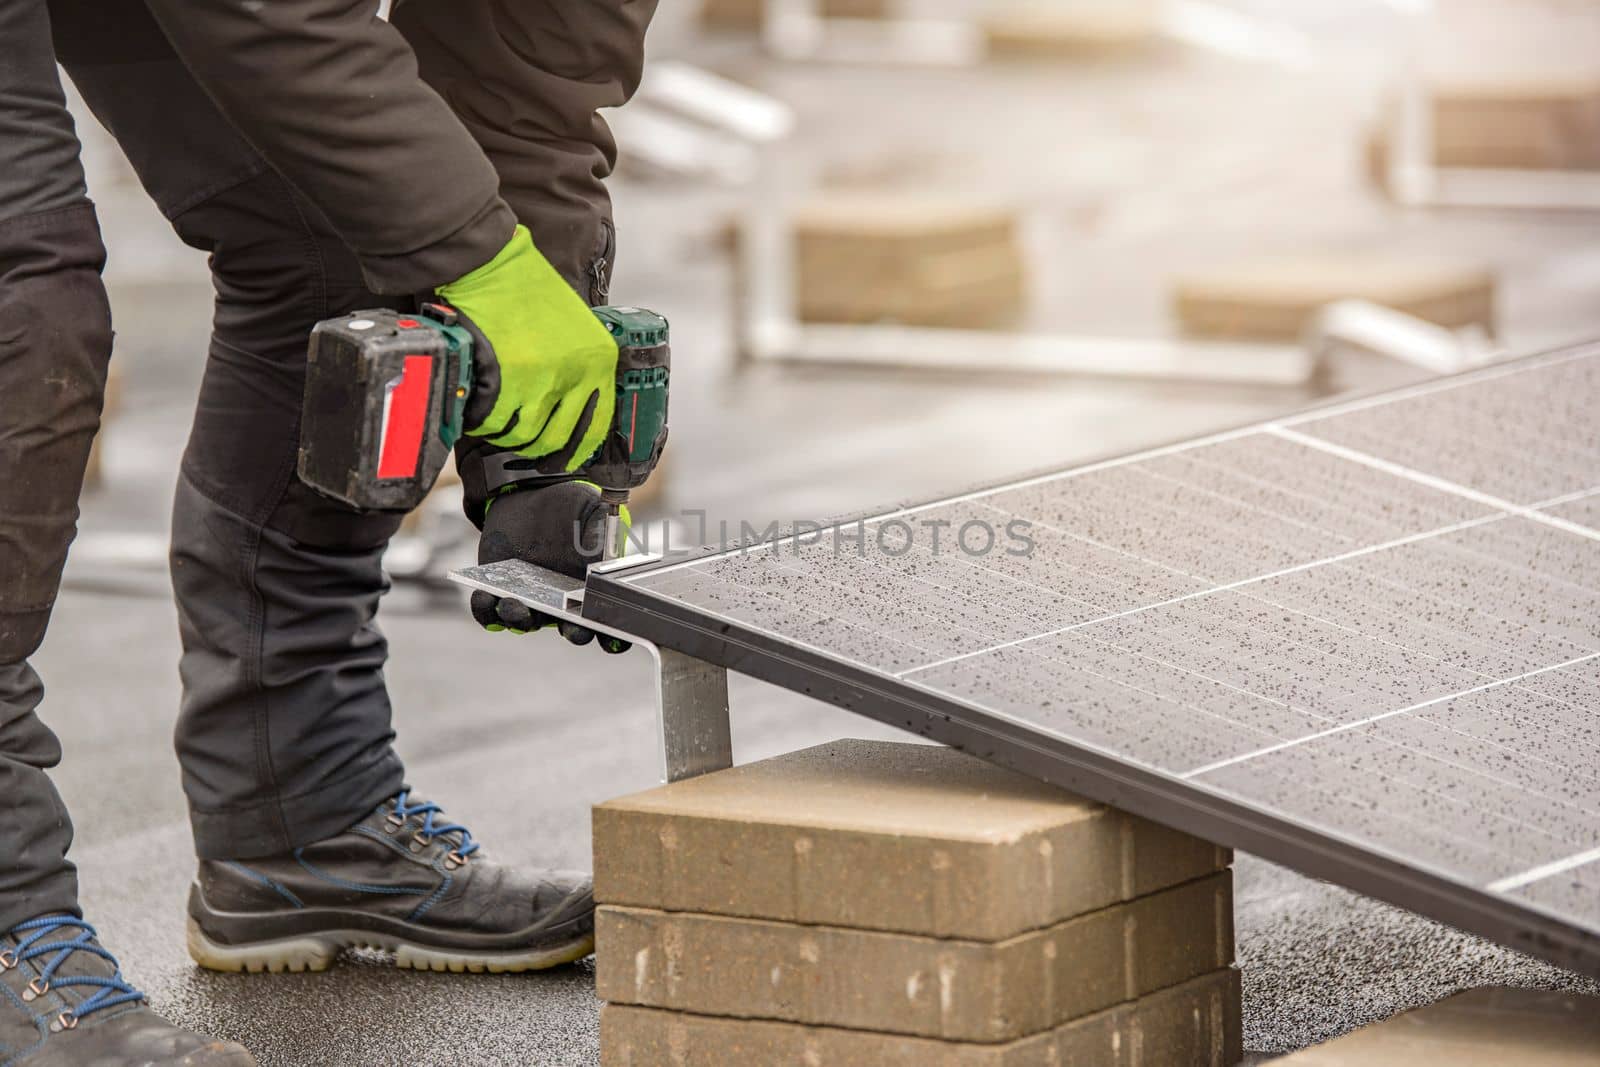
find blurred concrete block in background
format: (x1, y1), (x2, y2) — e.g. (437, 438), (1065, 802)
(594, 739), (1228, 941)
(793, 193), (1028, 327)
(83, 365), (122, 490)
(1371, 74), (1600, 175)
(1273, 987), (1600, 1066)
(602, 968), (1242, 1066)
(700, 0), (890, 31)
(1173, 255), (1497, 343)
(983, 2), (1159, 61)
(597, 872), (1234, 1042)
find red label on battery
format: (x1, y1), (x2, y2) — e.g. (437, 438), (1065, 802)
(376, 355), (433, 480)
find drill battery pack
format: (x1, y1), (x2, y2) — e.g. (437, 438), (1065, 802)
(297, 307), (472, 512)
(299, 303), (669, 515)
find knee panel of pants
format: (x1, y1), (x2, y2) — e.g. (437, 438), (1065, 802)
(0, 205), (112, 663)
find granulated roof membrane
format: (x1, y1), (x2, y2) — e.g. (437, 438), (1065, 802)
(586, 343), (1600, 977)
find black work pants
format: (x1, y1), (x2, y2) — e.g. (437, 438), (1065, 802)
(0, 0), (643, 931)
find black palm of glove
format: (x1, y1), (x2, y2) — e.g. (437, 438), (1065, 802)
(471, 481), (631, 654)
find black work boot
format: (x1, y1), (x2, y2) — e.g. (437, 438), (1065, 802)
(0, 915), (253, 1066)
(186, 792), (593, 974)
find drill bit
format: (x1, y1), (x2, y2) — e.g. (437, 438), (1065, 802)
(601, 488), (629, 562)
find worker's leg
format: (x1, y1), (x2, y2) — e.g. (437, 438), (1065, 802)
(0, 663), (77, 933)
(0, 10), (252, 1064)
(50, 19), (594, 975)
(41, 0), (627, 976)
(0, 0), (112, 933)
(54, 3), (408, 861)
(164, 179), (409, 859)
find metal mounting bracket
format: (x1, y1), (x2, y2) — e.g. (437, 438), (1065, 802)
(450, 559), (733, 783)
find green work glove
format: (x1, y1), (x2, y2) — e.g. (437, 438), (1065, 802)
(470, 481), (632, 654)
(440, 224), (617, 470)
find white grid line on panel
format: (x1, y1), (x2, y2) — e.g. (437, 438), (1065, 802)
(1195, 732), (1586, 881)
(1268, 427), (1600, 544)
(1179, 651), (1600, 780)
(647, 475), (1592, 751)
(627, 347), (1599, 582)
(895, 513), (1509, 679)
(629, 422), (1270, 581)
(1534, 485), (1600, 537)
(1274, 345), (1599, 427)
(1538, 485), (1600, 510)
(1489, 845), (1600, 894)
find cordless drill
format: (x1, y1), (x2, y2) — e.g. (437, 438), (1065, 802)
(296, 303), (669, 561)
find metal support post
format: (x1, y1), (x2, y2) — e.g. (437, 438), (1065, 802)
(452, 559), (735, 784)
(658, 647), (734, 782)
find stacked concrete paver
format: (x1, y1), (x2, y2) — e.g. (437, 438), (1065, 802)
(594, 739), (1241, 1066)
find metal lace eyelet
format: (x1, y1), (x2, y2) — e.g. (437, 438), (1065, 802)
(0, 950), (16, 971)
(444, 850), (467, 870)
(23, 977), (48, 1001)
(385, 812), (406, 833)
(51, 1010), (77, 1033)
(410, 831), (433, 853)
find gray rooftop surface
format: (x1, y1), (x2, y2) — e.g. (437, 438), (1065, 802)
(49, 0), (1600, 1054)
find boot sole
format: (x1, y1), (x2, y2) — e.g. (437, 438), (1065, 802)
(186, 917), (595, 975)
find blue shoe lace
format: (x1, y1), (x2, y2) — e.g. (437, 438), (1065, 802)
(3, 916), (143, 1027)
(390, 791), (481, 860)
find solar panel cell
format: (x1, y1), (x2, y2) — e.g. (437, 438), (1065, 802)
(1259, 562), (1576, 679)
(1194, 739), (1546, 878)
(1518, 658), (1600, 704)
(1292, 355), (1600, 505)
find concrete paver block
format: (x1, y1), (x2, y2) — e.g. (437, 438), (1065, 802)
(1371, 74), (1600, 174)
(602, 967), (1242, 1066)
(594, 739), (1229, 941)
(1173, 255), (1496, 342)
(791, 194), (1028, 328)
(700, 0), (890, 31)
(1274, 986), (1600, 1065)
(596, 870), (1233, 1043)
(984, 5), (1159, 61)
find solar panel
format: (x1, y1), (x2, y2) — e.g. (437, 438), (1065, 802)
(583, 343), (1600, 978)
